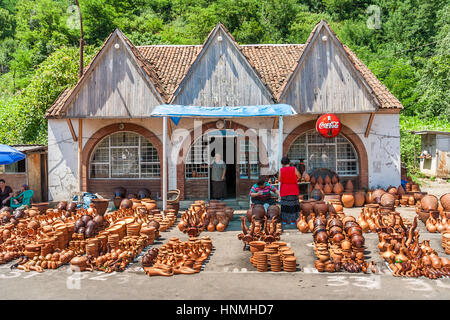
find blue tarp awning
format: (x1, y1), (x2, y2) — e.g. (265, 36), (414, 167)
(151, 104), (296, 120)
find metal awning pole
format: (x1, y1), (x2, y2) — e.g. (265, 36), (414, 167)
(278, 116), (283, 172)
(162, 116), (168, 211)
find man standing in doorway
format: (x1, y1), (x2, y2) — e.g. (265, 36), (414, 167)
(211, 153), (226, 200)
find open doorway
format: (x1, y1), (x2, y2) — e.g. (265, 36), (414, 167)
(209, 136), (236, 199)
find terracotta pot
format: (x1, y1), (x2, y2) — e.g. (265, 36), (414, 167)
(91, 199), (109, 216)
(372, 189), (386, 204)
(341, 193), (354, 208)
(120, 198), (133, 209)
(365, 190), (374, 204)
(421, 194), (439, 211)
(317, 176), (324, 185)
(252, 205), (266, 220)
(354, 191), (365, 207)
(313, 201), (328, 215)
(300, 201), (315, 216)
(324, 175), (331, 184)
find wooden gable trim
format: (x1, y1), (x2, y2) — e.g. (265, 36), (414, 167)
(170, 23), (275, 104)
(278, 20), (381, 110)
(58, 29), (164, 118)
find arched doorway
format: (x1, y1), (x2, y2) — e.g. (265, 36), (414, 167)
(81, 123), (162, 198)
(284, 120), (368, 189)
(177, 121), (270, 200)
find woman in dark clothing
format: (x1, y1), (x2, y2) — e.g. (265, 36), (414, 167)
(279, 156), (301, 225)
(0, 179), (13, 208)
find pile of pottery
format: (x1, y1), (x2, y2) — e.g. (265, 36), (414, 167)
(356, 204), (412, 233)
(377, 214), (450, 278)
(178, 201), (208, 237)
(237, 215), (282, 250)
(248, 241), (297, 272)
(143, 236), (213, 277)
(296, 200), (344, 233)
(417, 193), (450, 227)
(72, 206), (109, 239)
(205, 200), (234, 232)
(11, 249), (75, 272)
(313, 213), (372, 273)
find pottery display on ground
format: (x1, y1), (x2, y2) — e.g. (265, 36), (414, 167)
(341, 193), (355, 208)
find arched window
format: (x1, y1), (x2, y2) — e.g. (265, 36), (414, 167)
(287, 130), (358, 176)
(90, 132), (160, 179)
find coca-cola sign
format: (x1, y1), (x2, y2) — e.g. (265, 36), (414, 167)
(316, 113), (341, 138)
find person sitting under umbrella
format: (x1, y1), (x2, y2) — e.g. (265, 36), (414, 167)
(0, 179), (13, 209)
(12, 184), (29, 205)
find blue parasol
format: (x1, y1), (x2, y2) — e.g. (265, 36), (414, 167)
(0, 145), (26, 165)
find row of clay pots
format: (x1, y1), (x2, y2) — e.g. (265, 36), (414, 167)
(416, 193), (450, 224)
(246, 204), (280, 224)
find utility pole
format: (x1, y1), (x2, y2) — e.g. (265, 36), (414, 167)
(74, 0), (84, 79)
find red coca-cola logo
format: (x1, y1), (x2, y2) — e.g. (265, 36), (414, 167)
(316, 114), (341, 138)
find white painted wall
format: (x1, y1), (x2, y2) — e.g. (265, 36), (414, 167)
(48, 113), (400, 200)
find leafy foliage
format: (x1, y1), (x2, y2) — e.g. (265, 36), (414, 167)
(0, 0), (447, 152)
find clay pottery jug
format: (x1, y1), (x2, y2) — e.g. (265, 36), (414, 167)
(440, 193), (450, 211)
(341, 193), (354, 208)
(380, 193), (396, 208)
(310, 176), (316, 185)
(311, 189), (324, 201)
(333, 182), (344, 195)
(317, 176), (324, 185)
(308, 213), (315, 232)
(426, 217), (437, 233)
(216, 221), (226, 232)
(297, 215), (309, 233)
(354, 191), (365, 207)
(344, 180), (354, 192)
(323, 183), (332, 194)
(421, 194), (438, 211)
(365, 190), (374, 204)
(324, 175), (331, 185)
(372, 189), (386, 204)
(302, 171), (310, 182)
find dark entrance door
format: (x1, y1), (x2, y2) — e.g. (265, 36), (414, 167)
(209, 136), (236, 199)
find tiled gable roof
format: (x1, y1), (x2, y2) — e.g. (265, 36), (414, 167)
(46, 22), (402, 118)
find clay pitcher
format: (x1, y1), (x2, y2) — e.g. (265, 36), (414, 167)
(297, 215), (309, 233)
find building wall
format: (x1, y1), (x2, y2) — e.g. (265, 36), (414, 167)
(436, 134), (450, 178)
(48, 113), (400, 200)
(420, 134), (450, 178)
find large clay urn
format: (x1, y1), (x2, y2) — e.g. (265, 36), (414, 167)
(341, 193), (354, 208)
(313, 201), (328, 215)
(120, 198), (133, 209)
(300, 201), (315, 216)
(324, 175), (331, 185)
(354, 191), (365, 207)
(333, 182), (344, 195)
(317, 176), (324, 185)
(421, 195), (438, 211)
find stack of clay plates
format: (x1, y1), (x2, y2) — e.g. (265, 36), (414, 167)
(269, 253), (282, 272)
(108, 233), (120, 250)
(254, 251), (268, 272)
(126, 223), (141, 237)
(283, 256), (297, 272)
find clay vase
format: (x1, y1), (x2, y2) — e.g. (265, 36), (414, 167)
(300, 201), (314, 216)
(120, 198), (133, 209)
(324, 175), (331, 185)
(397, 185), (405, 196)
(365, 191), (374, 204)
(345, 180), (354, 192)
(333, 182), (344, 195)
(297, 215), (309, 233)
(310, 176), (316, 185)
(323, 183), (333, 195)
(421, 195), (439, 211)
(313, 201), (328, 215)
(354, 191), (365, 207)
(341, 193), (354, 208)
(439, 193), (450, 211)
